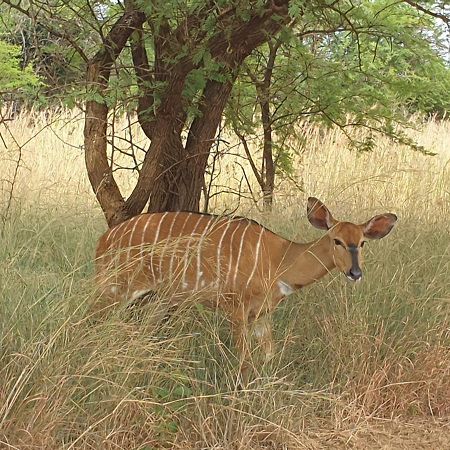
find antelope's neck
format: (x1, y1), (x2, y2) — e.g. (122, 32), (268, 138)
(279, 235), (336, 288)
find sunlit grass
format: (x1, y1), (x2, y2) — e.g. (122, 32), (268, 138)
(0, 110), (449, 448)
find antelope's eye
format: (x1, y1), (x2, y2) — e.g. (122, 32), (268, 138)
(334, 239), (344, 247)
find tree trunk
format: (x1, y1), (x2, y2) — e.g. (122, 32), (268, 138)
(257, 39), (281, 211)
(126, 70), (190, 215)
(167, 79), (236, 211)
(261, 99), (275, 211)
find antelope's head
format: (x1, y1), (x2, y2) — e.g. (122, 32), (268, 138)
(307, 197), (397, 282)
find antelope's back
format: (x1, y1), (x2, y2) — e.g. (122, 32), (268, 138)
(95, 212), (278, 296)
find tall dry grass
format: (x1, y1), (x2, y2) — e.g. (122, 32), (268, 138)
(0, 110), (449, 449)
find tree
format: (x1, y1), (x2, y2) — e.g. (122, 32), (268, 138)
(84, 1), (295, 226)
(2, 0), (294, 225)
(226, 0), (450, 208)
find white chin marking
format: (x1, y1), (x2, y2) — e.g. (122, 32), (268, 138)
(346, 275), (362, 282)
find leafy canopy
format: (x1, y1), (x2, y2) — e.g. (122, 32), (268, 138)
(226, 0), (450, 178)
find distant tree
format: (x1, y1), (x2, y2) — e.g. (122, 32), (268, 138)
(0, 5), (87, 107)
(0, 40), (39, 99)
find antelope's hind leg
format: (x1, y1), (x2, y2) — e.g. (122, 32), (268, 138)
(229, 304), (254, 386)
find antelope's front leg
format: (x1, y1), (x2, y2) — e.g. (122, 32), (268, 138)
(252, 314), (275, 362)
(230, 308), (252, 386)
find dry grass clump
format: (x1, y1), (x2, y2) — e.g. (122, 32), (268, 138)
(0, 110), (449, 448)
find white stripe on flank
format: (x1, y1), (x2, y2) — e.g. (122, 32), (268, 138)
(246, 226), (264, 289)
(102, 225), (115, 245)
(127, 214), (145, 260)
(182, 215), (204, 287)
(140, 215), (151, 245)
(159, 212), (179, 280)
(151, 212), (169, 282)
(233, 221), (252, 289)
(118, 216), (137, 248)
(224, 220), (241, 288)
(216, 218), (232, 286)
(140, 215), (154, 280)
(195, 216), (215, 290)
(169, 212), (192, 280)
(107, 220), (128, 248)
(102, 220), (129, 277)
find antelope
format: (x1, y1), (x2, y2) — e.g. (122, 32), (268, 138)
(93, 197), (397, 380)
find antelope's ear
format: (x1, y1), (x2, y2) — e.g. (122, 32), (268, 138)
(361, 213), (397, 240)
(307, 197), (337, 230)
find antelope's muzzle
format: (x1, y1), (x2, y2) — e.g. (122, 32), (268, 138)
(347, 246), (362, 281)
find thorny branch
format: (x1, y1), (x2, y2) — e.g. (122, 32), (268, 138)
(1, 0), (90, 62)
(403, 0), (449, 25)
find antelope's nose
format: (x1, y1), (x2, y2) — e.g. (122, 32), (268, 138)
(348, 268), (362, 281)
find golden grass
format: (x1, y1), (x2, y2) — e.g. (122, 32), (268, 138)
(0, 110), (449, 449)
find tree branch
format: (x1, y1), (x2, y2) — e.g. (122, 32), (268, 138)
(84, 6), (146, 226)
(131, 24), (155, 140)
(207, 1), (290, 64)
(403, 0), (449, 24)
(233, 126), (265, 189)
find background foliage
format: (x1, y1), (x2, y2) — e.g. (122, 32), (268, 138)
(1, 1), (449, 214)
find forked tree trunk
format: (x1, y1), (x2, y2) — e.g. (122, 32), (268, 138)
(84, 1), (291, 227)
(163, 79), (236, 212)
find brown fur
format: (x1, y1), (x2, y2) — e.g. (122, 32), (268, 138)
(93, 199), (397, 382)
